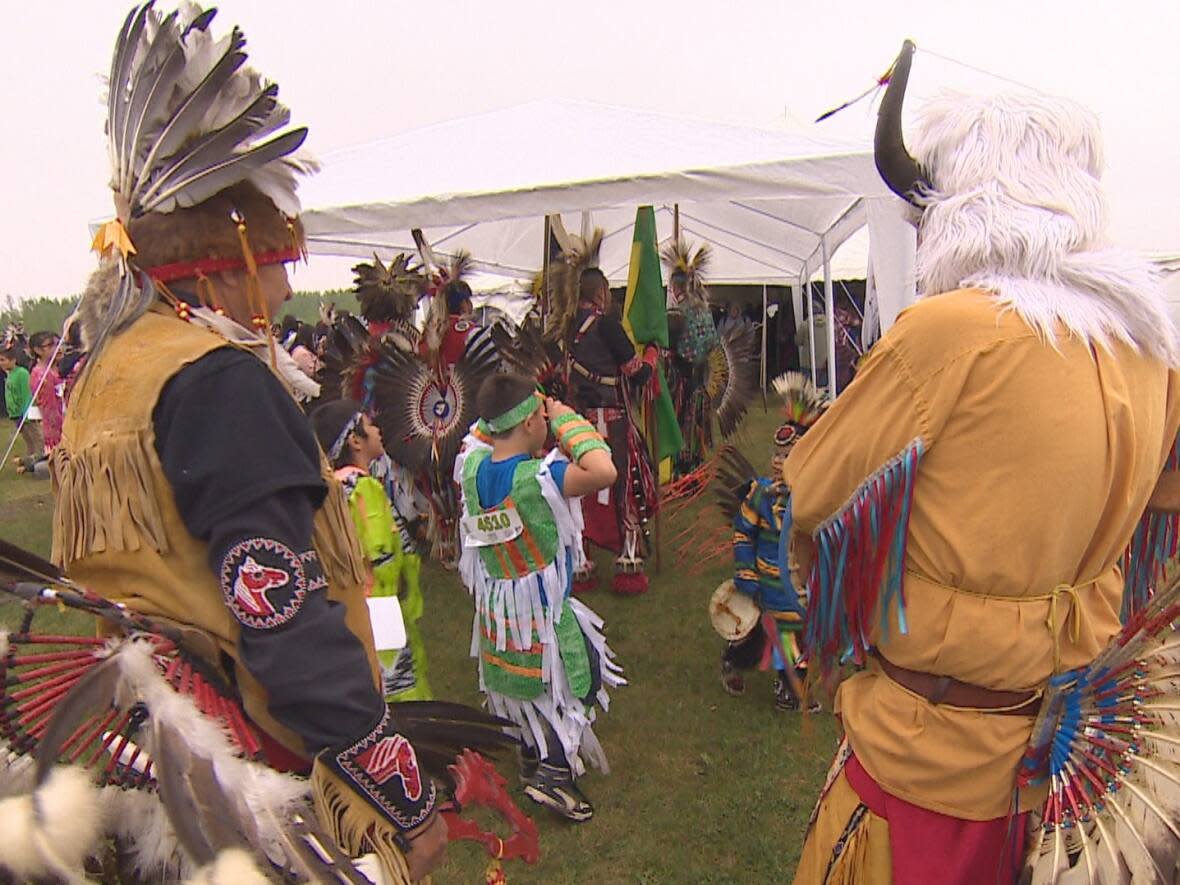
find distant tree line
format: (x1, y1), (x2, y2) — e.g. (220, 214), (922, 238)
(0, 290), (359, 336)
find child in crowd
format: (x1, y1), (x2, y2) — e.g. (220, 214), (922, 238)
(720, 373), (825, 710)
(28, 332), (64, 452)
(313, 399), (432, 701)
(0, 347), (43, 466)
(455, 373), (625, 822)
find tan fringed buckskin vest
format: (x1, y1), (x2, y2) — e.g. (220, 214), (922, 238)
(51, 307), (379, 757)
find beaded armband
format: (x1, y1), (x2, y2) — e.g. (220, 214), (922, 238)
(551, 412), (610, 462)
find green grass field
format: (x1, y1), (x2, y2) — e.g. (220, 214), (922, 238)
(0, 412), (837, 884)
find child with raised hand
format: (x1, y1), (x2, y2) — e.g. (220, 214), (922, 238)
(312, 399), (432, 702)
(454, 372), (626, 823)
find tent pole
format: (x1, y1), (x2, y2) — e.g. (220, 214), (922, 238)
(761, 283), (768, 411)
(806, 272), (818, 387)
(822, 237), (837, 400)
(541, 215), (552, 327)
(673, 203), (680, 242)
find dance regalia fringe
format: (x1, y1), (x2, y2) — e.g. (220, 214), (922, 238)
(804, 438), (925, 672)
(454, 434), (625, 776)
(1120, 432), (1180, 622)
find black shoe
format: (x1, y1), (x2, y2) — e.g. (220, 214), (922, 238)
(523, 761), (594, 822)
(774, 674), (800, 712)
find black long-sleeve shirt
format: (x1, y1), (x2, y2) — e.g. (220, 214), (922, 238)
(153, 346), (383, 754)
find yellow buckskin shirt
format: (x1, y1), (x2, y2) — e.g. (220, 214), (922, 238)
(50, 307), (379, 756)
(785, 288), (1180, 819)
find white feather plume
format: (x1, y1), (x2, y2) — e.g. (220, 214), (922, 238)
(911, 89), (1179, 367)
(0, 766), (104, 883)
(185, 848), (272, 885)
(104, 2), (314, 221)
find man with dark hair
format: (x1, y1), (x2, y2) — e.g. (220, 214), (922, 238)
(565, 268), (654, 593)
(455, 372), (624, 821)
(436, 279), (479, 369)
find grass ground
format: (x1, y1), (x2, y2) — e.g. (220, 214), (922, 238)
(0, 411), (838, 884)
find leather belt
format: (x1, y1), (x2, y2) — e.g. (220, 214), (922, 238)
(872, 651), (1042, 717)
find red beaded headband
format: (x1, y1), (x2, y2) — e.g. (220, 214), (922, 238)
(144, 246), (303, 284)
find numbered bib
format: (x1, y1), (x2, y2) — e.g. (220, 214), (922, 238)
(462, 505), (524, 547)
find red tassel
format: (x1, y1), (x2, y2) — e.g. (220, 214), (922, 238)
(612, 572), (649, 595)
(572, 575), (597, 595)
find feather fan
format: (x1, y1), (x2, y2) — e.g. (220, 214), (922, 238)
(0, 537), (520, 882)
(706, 324), (760, 438)
(1019, 570), (1180, 883)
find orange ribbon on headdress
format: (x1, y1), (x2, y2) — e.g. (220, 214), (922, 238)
(90, 219), (137, 260)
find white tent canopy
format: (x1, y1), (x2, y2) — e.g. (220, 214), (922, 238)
(300, 98), (917, 395)
(302, 99), (912, 282)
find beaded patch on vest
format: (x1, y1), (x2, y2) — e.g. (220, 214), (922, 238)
(220, 538), (320, 629)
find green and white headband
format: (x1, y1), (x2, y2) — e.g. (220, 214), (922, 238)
(484, 392), (541, 434)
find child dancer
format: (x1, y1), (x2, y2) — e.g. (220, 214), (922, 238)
(720, 373), (825, 710)
(1, 347), (43, 467)
(455, 373), (625, 821)
(313, 400), (432, 701)
(28, 332), (64, 453)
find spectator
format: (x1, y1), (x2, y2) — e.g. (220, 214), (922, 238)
(0, 346), (43, 464)
(717, 303), (750, 337)
(290, 324), (321, 378)
(279, 314), (300, 350)
(28, 331), (64, 452)
(794, 309), (829, 387)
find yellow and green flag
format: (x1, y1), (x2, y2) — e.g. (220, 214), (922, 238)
(622, 205), (683, 461)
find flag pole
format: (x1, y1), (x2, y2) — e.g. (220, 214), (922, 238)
(652, 204), (677, 575)
(648, 379), (663, 575)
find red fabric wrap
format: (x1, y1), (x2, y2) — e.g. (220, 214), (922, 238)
(145, 246), (303, 283)
(844, 753), (1027, 885)
(620, 355), (645, 377)
(580, 407), (628, 554)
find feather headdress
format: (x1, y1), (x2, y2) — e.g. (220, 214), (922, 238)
(1, 323), (24, 351)
(772, 371), (827, 449)
(544, 228), (603, 345)
(352, 253), (426, 326)
(82, 2), (316, 354)
(661, 238), (711, 308)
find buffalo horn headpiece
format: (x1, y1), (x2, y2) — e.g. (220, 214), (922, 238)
(874, 40), (932, 206)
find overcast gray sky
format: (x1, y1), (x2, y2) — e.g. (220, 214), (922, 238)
(2, 0), (1177, 302)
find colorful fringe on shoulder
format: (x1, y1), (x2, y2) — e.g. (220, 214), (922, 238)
(803, 438), (925, 672)
(1121, 432), (1180, 622)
